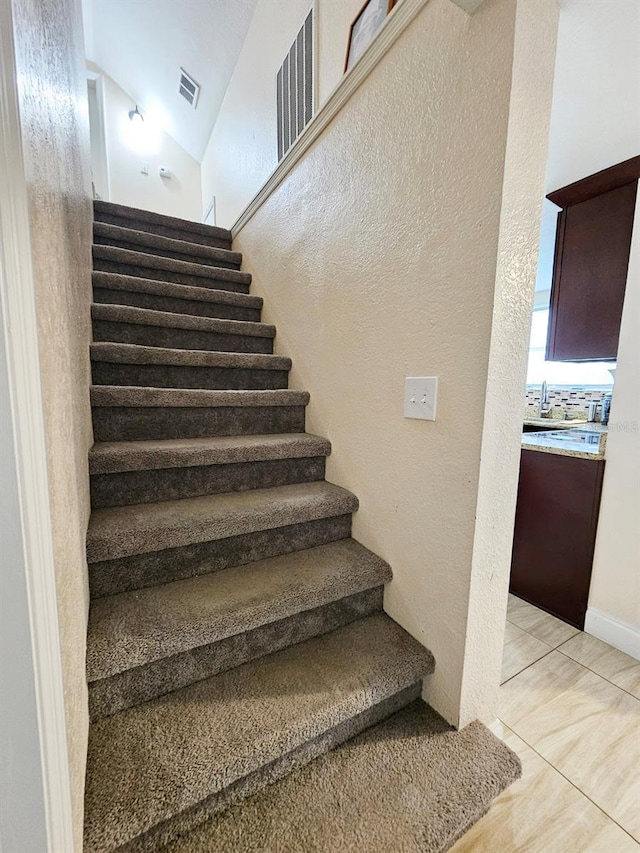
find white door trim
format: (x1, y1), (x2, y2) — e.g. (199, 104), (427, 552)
(0, 2), (75, 850)
(87, 71), (111, 201)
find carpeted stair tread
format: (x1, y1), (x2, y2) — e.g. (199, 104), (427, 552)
(90, 386), (309, 408)
(91, 303), (275, 338)
(92, 271), (263, 310)
(86, 481), (358, 563)
(83, 614), (435, 852)
(94, 222), (242, 269)
(90, 342), (291, 371)
(165, 701), (521, 853)
(89, 433), (331, 474)
(87, 539), (392, 680)
(93, 245), (251, 286)
(94, 200), (232, 247)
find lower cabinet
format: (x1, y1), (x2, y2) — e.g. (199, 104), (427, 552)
(510, 449), (605, 629)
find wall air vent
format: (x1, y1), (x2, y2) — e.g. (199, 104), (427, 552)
(276, 9), (314, 161)
(178, 68), (200, 108)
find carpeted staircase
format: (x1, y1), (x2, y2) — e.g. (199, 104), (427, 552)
(83, 201), (520, 852)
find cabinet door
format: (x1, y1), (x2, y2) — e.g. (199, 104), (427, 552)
(510, 450), (605, 629)
(546, 181), (637, 361)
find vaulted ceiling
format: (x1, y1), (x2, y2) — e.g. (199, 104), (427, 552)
(82, 0), (258, 162)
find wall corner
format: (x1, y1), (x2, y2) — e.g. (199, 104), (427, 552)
(458, 0), (560, 728)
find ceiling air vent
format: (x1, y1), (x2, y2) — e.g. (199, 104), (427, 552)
(178, 68), (200, 108)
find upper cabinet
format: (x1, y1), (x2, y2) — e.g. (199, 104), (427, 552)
(546, 156), (640, 362)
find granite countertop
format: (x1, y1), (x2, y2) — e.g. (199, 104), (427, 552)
(523, 416), (588, 430)
(522, 423), (607, 460)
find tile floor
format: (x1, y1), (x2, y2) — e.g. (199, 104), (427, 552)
(450, 594), (640, 853)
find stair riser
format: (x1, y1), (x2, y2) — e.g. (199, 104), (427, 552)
(91, 362), (289, 391)
(89, 514), (352, 598)
(93, 258), (250, 294)
(90, 457), (326, 508)
(93, 286), (261, 322)
(92, 404), (305, 442)
(93, 235), (241, 271)
(94, 211), (232, 251)
(89, 587), (383, 721)
(118, 682), (422, 853)
(92, 320), (274, 354)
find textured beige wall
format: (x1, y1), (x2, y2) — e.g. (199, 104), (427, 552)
(90, 64), (202, 221)
(459, 0), (559, 726)
(11, 0), (93, 846)
(234, 0), (517, 725)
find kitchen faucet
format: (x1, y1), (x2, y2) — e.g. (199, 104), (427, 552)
(538, 380), (552, 418)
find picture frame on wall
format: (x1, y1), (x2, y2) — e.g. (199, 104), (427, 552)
(345, 0), (397, 73)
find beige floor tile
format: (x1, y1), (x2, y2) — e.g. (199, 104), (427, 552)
(559, 631), (640, 699)
(507, 593), (580, 647)
(502, 621), (552, 684)
(499, 651), (640, 841)
(450, 724), (639, 853)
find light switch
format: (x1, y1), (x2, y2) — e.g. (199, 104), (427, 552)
(404, 377), (438, 421)
(140, 162), (149, 175)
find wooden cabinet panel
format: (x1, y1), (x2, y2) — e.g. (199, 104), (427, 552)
(546, 156), (640, 362)
(510, 450), (605, 629)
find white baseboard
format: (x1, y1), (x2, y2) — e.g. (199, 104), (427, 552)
(584, 608), (640, 661)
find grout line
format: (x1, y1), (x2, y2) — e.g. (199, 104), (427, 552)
(505, 614), (580, 650)
(555, 646), (640, 703)
(497, 719), (640, 845)
(499, 647), (555, 686)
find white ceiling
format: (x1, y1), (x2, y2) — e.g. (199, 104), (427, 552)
(82, 0), (258, 162)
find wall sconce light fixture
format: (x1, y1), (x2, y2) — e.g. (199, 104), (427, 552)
(128, 105), (144, 124)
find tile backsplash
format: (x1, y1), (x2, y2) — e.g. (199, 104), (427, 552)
(525, 387), (610, 417)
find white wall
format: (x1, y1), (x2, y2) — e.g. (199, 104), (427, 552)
(200, 0), (313, 228)
(89, 63), (202, 221)
(588, 200), (640, 657)
(200, 0), (364, 228)
(541, 0), (640, 654)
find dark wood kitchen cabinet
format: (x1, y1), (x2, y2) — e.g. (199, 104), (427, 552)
(510, 449), (605, 629)
(546, 156), (640, 362)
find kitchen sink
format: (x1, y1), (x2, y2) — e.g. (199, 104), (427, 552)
(536, 429), (602, 446)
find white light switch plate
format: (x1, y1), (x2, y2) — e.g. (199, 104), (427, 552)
(404, 376), (438, 421)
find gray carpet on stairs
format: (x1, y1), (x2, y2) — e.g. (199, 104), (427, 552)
(89, 434), (331, 473)
(164, 700), (521, 853)
(90, 342), (289, 369)
(87, 481), (357, 562)
(94, 221), (243, 269)
(90, 386), (305, 408)
(83, 614), (434, 851)
(84, 203), (521, 852)
(92, 271), (263, 320)
(91, 303), (274, 337)
(94, 200), (233, 249)
(89, 514), (354, 598)
(87, 539), (392, 680)
(93, 244), (252, 292)
(89, 587), (384, 721)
